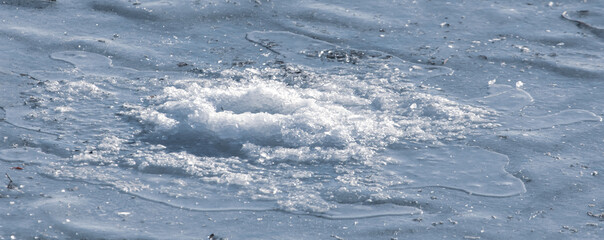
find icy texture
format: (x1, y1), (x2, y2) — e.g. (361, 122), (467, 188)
(478, 84), (602, 130)
(477, 84), (534, 113)
(118, 59), (495, 213)
(562, 10), (604, 37)
(388, 146), (525, 197)
(2, 0), (604, 239)
(6, 45), (499, 218)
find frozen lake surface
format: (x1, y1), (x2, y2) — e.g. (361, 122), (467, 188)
(1, 0), (603, 239)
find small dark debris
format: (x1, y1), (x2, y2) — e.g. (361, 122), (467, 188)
(39, 193), (51, 198)
(577, 10), (590, 16)
(19, 73), (38, 80)
(177, 62), (188, 67)
(304, 48), (377, 64)
(513, 171), (532, 183)
(188, 67), (204, 74)
(478, 55), (488, 60)
(6, 173), (17, 189)
(427, 57), (448, 65)
(10, 167), (23, 170)
(231, 60), (255, 67)
(432, 221), (444, 226)
(283, 65), (302, 74)
(264, 41), (278, 48)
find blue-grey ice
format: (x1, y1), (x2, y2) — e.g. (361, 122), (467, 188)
(1, 0), (604, 239)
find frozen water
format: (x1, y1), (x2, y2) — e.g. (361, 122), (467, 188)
(476, 84), (534, 113)
(319, 203), (421, 220)
(478, 84), (601, 130)
(246, 30), (453, 78)
(387, 146), (525, 197)
(562, 9), (604, 37)
(1, 0), (604, 239)
(503, 109), (601, 131)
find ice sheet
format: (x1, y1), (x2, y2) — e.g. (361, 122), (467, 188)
(1, 0), (604, 239)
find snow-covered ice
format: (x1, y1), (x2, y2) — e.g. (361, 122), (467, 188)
(1, 0), (604, 239)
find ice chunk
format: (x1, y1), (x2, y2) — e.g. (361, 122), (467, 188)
(476, 84), (533, 113)
(479, 84), (601, 130)
(319, 203), (421, 219)
(0, 148), (62, 164)
(387, 146), (526, 197)
(501, 109), (602, 130)
(562, 10), (604, 37)
(51, 51), (137, 75)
